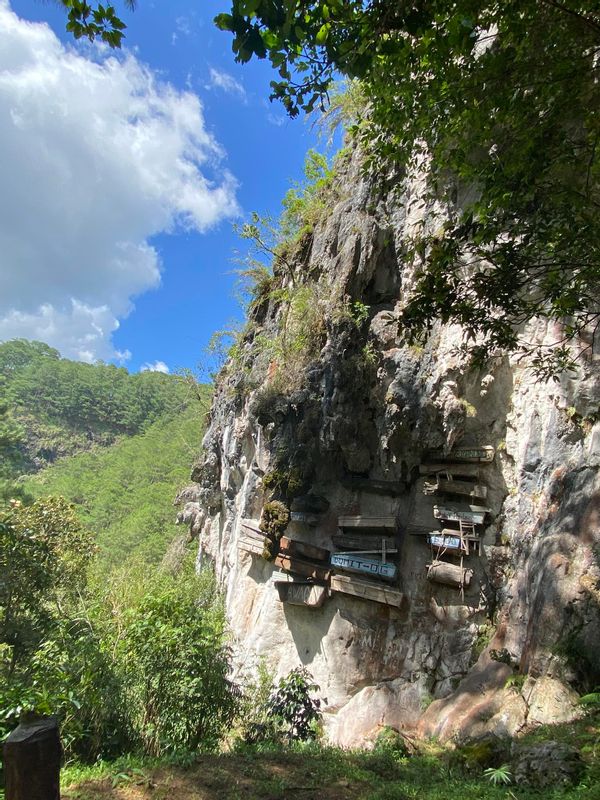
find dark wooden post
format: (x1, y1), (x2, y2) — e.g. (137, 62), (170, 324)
(3, 715), (61, 800)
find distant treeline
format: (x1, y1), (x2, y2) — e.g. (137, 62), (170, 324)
(1, 339), (190, 445)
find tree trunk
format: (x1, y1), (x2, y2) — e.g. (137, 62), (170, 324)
(3, 716), (61, 800)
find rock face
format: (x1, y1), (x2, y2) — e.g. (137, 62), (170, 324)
(182, 148), (600, 746)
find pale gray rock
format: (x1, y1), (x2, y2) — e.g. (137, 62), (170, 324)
(188, 144), (600, 746)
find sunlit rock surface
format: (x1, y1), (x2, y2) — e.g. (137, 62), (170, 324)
(180, 148), (600, 746)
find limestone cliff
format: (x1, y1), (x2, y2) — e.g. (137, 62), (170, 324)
(180, 148), (600, 746)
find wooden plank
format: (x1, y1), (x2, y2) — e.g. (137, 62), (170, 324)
(338, 515), (397, 530)
(341, 476), (406, 496)
(411, 527), (481, 541)
(332, 533), (397, 552)
(439, 527), (480, 541)
(424, 478), (487, 500)
(238, 537), (264, 555)
(433, 505), (489, 525)
(427, 560), (474, 588)
(241, 520), (263, 538)
(419, 463), (480, 478)
(274, 554), (331, 582)
(425, 446), (494, 463)
(331, 552), (397, 580)
(437, 479), (487, 500)
(330, 574), (404, 608)
(279, 536), (330, 563)
(274, 581), (328, 608)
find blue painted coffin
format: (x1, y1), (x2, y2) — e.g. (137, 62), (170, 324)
(331, 552), (397, 580)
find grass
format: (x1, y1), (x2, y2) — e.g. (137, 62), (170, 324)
(59, 711), (600, 800)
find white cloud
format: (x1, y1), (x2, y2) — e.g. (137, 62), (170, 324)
(140, 360), (170, 374)
(0, 1), (239, 362)
(207, 67), (246, 101)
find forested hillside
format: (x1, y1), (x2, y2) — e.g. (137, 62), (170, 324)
(0, 337), (210, 567)
(27, 397), (210, 568)
(0, 339), (194, 474)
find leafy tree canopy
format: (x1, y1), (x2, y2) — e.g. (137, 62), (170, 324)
(213, 0), (600, 374)
(55, 2), (600, 373)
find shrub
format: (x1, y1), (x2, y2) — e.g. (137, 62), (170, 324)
(267, 667), (322, 742)
(259, 501), (290, 538)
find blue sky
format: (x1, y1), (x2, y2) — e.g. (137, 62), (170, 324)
(1, 1), (326, 374)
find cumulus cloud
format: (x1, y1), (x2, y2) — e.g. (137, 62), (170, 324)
(140, 360), (170, 374)
(0, 1), (239, 361)
(207, 67), (246, 100)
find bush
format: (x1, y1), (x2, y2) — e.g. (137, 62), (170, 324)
(267, 668), (322, 742)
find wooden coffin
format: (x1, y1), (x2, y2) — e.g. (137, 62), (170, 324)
(433, 505), (489, 525)
(425, 446), (494, 463)
(419, 463), (480, 478)
(274, 581), (328, 608)
(240, 520), (263, 539)
(331, 552), (397, 581)
(332, 533), (397, 552)
(330, 574), (404, 608)
(424, 478), (487, 500)
(238, 536), (264, 556)
(338, 515), (397, 530)
(427, 560), (473, 589)
(279, 536), (330, 563)
(342, 476), (406, 496)
(274, 553), (331, 582)
(290, 511), (320, 527)
(427, 533), (466, 553)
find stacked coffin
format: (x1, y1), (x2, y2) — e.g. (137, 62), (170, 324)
(330, 515), (403, 608)
(418, 446), (494, 590)
(238, 518), (330, 608)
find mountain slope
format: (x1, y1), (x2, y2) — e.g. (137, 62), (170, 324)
(26, 387), (210, 568)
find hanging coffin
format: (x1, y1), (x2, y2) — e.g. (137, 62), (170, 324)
(433, 505), (488, 525)
(427, 560), (473, 589)
(238, 535), (265, 556)
(427, 533), (466, 553)
(274, 553), (330, 582)
(274, 581), (328, 608)
(419, 463), (480, 478)
(279, 536), (330, 563)
(332, 533), (397, 552)
(330, 574), (404, 608)
(331, 552), (397, 580)
(425, 446), (494, 463)
(338, 515), (397, 530)
(424, 479), (488, 501)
